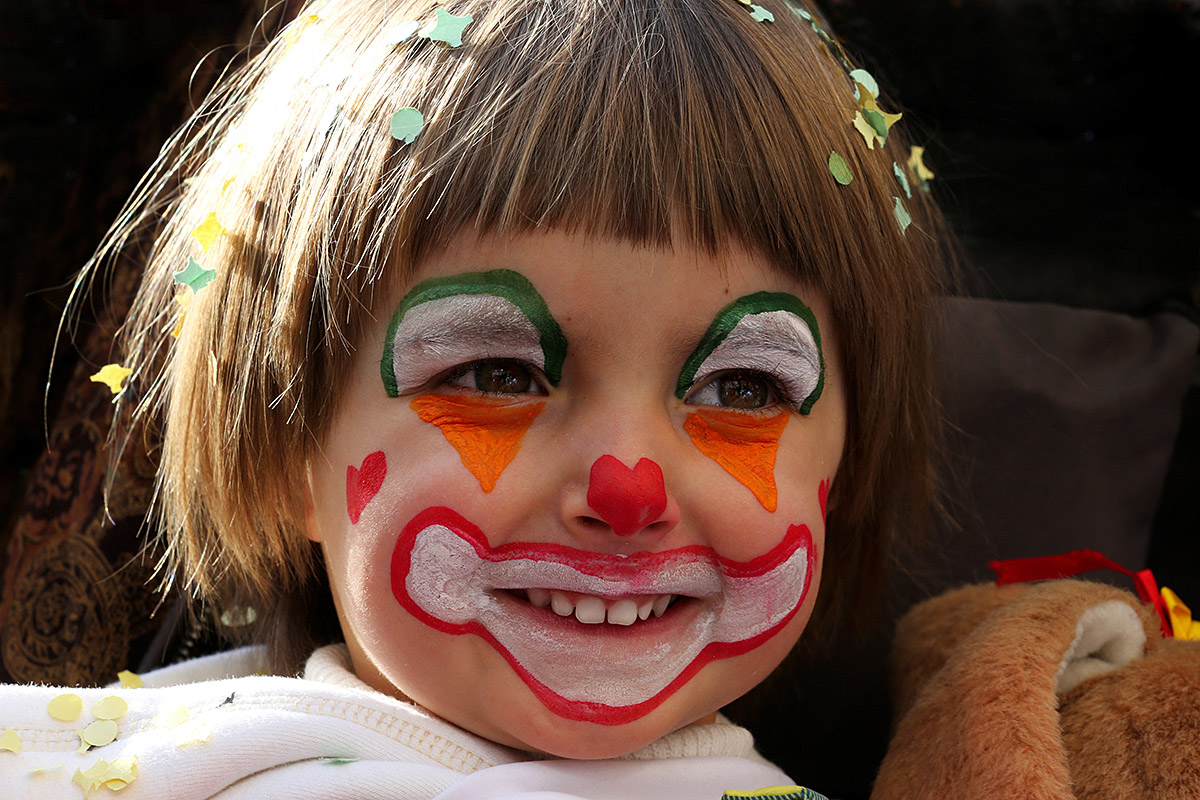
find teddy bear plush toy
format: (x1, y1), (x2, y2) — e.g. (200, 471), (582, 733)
(871, 551), (1200, 800)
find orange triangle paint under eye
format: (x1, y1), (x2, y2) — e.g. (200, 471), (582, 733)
(683, 408), (789, 512)
(410, 394), (545, 493)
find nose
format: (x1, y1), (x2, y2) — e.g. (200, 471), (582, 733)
(578, 454), (680, 538)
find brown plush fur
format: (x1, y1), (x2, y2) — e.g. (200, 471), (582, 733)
(872, 579), (1200, 800)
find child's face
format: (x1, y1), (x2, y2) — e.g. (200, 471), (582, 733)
(306, 230), (845, 758)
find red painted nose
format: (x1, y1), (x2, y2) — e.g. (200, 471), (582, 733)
(586, 455), (668, 536)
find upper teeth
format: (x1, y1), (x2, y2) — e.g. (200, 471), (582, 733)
(524, 589), (674, 625)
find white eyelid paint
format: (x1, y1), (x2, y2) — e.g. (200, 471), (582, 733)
(388, 294), (545, 394)
(690, 311), (820, 405)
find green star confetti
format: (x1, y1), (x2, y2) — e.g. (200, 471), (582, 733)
(422, 8), (473, 48)
(893, 196), (912, 234)
(828, 151), (853, 185)
(749, 5), (774, 22)
(893, 161), (912, 198)
(174, 257), (217, 292)
(389, 107), (425, 144)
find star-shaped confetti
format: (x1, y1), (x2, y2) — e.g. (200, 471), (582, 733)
(853, 112), (879, 149)
(191, 212), (226, 253)
(174, 256), (216, 292)
(172, 287), (193, 338)
(893, 196), (912, 234)
(893, 161), (912, 198)
(389, 107), (425, 144)
(283, 14), (320, 45)
(749, 5), (774, 22)
(116, 670), (144, 689)
(908, 145), (935, 186)
(422, 8), (473, 48)
(89, 365), (132, 396)
(828, 151), (853, 185)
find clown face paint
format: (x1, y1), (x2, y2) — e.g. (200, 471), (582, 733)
(382, 270), (566, 491)
(678, 293), (825, 510)
(392, 506), (815, 725)
(308, 230), (845, 758)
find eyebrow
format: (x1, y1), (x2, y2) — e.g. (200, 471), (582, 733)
(380, 269), (568, 396)
(676, 292), (825, 414)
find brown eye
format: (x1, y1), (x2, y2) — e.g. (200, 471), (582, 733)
(446, 359), (544, 395)
(715, 373), (774, 409)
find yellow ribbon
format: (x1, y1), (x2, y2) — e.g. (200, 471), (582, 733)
(1161, 586), (1200, 641)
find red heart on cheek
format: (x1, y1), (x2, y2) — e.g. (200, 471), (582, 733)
(586, 455), (668, 537)
(346, 451), (387, 524)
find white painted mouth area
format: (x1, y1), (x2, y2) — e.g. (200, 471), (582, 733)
(405, 525), (809, 707)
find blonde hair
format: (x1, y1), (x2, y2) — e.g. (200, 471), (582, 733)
(89, 0), (948, 670)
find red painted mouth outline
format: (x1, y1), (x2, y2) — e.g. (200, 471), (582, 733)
(390, 506), (815, 725)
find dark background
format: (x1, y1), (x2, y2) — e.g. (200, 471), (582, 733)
(2, 1), (1197, 798)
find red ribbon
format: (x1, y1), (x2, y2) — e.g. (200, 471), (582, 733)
(988, 549), (1172, 638)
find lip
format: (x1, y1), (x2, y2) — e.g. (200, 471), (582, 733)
(391, 506), (815, 725)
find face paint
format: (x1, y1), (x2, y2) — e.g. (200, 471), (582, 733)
(677, 292), (824, 415)
(346, 451), (387, 524)
(381, 269), (568, 396)
(586, 456), (668, 536)
(410, 394), (545, 493)
(391, 506), (815, 725)
(683, 409), (788, 512)
(818, 477), (830, 523)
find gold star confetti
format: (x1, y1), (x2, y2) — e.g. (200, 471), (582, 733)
(0, 728), (20, 753)
(172, 287), (193, 338)
(908, 145), (935, 183)
(117, 670), (144, 689)
(48, 693), (83, 722)
(853, 112), (879, 149)
(89, 364), (133, 396)
(73, 757), (137, 799)
(191, 212), (226, 253)
(283, 14), (320, 45)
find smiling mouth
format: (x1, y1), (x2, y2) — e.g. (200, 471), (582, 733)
(391, 507), (815, 725)
(507, 588), (682, 625)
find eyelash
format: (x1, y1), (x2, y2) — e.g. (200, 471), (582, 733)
(684, 369), (797, 413)
(438, 358), (550, 397)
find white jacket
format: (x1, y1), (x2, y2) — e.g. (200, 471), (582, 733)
(0, 644), (802, 799)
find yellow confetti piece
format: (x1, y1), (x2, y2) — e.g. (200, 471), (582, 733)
(283, 14), (320, 45)
(82, 719), (118, 748)
(73, 757), (137, 799)
(155, 705), (188, 729)
(49, 693), (83, 722)
(0, 728), (20, 753)
(1163, 586), (1200, 641)
(221, 175), (236, 196)
(171, 288), (193, 338)
(852, 111), (879, 149)
(89, 365), (132, 397)
(116, 670), (144, 689)
(29, 762), (64, 775)
(191, 211), (226, 253)
(92, 696), (128, 721)
(908, 145), (935, 182)
(176, 719), (212, 748)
